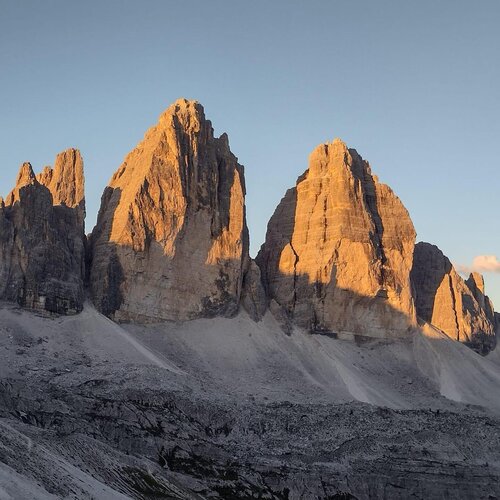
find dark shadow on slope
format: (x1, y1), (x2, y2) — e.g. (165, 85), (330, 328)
(410, 242), (453, 324)
(270, 267), (417, 341)
(0, 182), (86, 315)
(255, 186), (298, 305)
(87, 186), (125, 318)
(288, 263), (495, 352)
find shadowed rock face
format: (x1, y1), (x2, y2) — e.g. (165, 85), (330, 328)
(0, 149), (86, 314)
(257, 139), (416, 338)
(240, 260), (267, 321)
(90, 98), (250, 322)
(411, 242), (496, 353)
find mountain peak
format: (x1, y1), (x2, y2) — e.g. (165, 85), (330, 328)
(15, 162), (37, 187)
(257, 139), (416, 338)
(411, 242), (496, 353)
(467, 272), (485, 295)
(310, 138), (348, 159)
(47, 148), (85, 210)
(158, 98), (205, 126)
(172, 97), (200, 110)
(90, 98), (249, 322)
(307, 138), (370, 180)
(5, 162), (38, 205)
(0, 150), (86, 315)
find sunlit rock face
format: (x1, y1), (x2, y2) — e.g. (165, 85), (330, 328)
(256, 139), (416, 338)
(0, 149), (86, 314)
(411, 242), (497, 354)
(89, 98), (250, 322)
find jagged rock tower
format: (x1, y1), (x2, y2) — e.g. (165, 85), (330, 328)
(0, 149), (86, 314)
(411, 242), (497, 353)
(257, 139), (417, 338)
(89, 98), (250, 322)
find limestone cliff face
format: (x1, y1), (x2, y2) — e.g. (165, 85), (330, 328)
(36, 149), (86, 225)
(256, 139), (416, 338)
(0, 149), (86, 314)
(89, 98), (249, 322)
(240, 260), (267, 322)
(465, 272), (496, 326)
(411, 242), (496, 353)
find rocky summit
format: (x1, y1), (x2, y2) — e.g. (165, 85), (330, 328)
(411, 242), (497, 354)
(256, 139), (417, 339)
(89, 99), (250, 322)
(0, 149), (86, 314)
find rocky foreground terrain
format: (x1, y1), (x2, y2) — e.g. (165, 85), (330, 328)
(0, 98), (499, 499)
(0, 303), (500, 499)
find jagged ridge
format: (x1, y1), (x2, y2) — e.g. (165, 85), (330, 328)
(0, 100), (496, 353)
(0, 149), (86, 314)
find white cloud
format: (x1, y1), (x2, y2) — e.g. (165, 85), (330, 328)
(471, 255), (500, 273)
(456, 255), (500, 275)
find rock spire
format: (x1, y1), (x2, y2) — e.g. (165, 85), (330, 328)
(0, 149), (86, 314)
(89, 98), (250, 322)
(411, 242), (496, 353)
(257, 139), (416, 338)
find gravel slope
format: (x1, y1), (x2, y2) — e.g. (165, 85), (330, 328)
(0, 302), (499, 499)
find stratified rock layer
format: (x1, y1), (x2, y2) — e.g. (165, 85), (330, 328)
(411, 242), (496, 353)
(0, 149), (86, 314)
(257, 139), (416, 338)
(90, 98), (249, 322)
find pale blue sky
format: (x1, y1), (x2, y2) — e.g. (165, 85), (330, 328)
(1, 0), (499, 305)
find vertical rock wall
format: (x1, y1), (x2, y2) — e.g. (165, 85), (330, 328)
(411, 242), (496, 353)
(257, 139), (416, 338)
(0, 149), (86, 314)
(90, 99), (250, 322)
